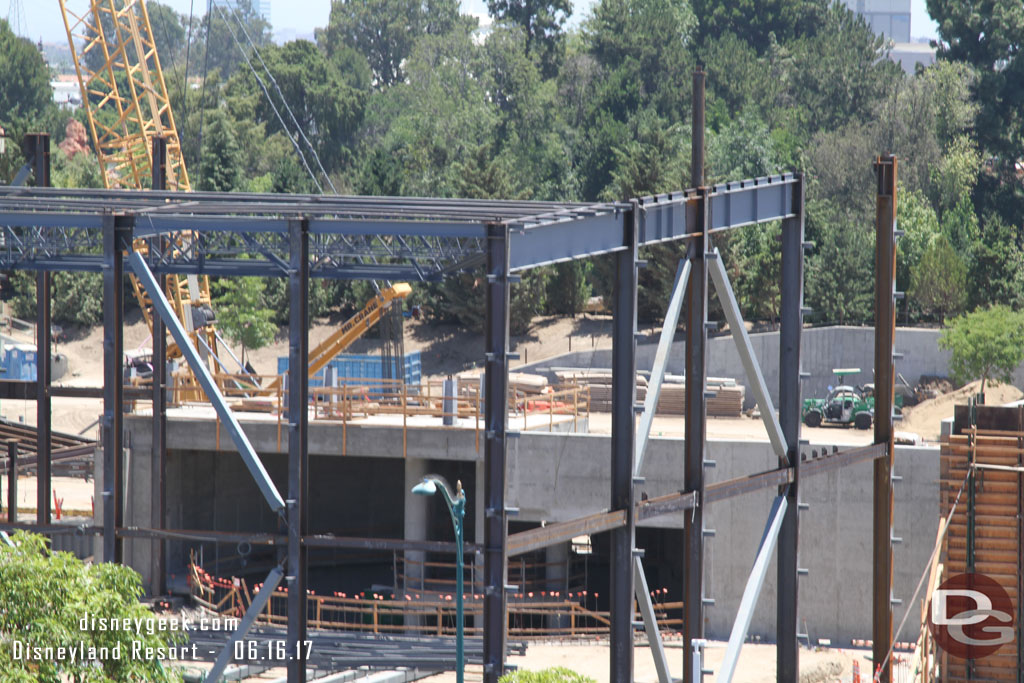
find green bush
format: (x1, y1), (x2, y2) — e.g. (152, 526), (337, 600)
(499, 667), (596, 683)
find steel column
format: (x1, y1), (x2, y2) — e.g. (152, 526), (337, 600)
(102, 214), (129, 563)
(483, 222), (510, 683)
(610, 204), (638, 681)
(873, 156), (898, 683)
(684, 66), (708, 683)
(287, 218), (310, 683)
(32, 132), (52, 527)
(25, 133), (50, 188)
(7, 441), (17, 523)
(776, 175), (804, 681)
(36, 270), (51, 525)
(151, 137), (168, 596)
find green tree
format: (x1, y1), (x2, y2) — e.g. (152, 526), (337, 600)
(691, 0), (826, 53)
(546, 261), (592, 316)
(910, 235), (967, 323)
(226, 39), (366, 173)
(969, 213), (1024, 310)
(215, 277), (277, 365)
(486, 0), (571, 77)
(0, 531), (186, 681)
(804, 201), (874, 325)
(323, 0), (466, 88)
(146, 1), (187, 68)
(193, 0), (272, 81)
(939, 305), (1024, 395)
(0, 19), (53, 127)
(928, 0), (1024, 168)
(895, 187), (941, 320)
(198, 109), (242, 192)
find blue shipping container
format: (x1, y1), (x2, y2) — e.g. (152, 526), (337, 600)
(277, 351), (422, 390)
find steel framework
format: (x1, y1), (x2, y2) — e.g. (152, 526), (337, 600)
(0, 116), (897, 683)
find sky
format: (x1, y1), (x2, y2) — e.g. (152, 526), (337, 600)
(18, 0), (939, 46)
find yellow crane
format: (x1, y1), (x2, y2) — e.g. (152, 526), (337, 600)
(59, 0), (412, 400)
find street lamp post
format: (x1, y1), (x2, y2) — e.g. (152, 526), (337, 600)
(412, 475), (466, 683)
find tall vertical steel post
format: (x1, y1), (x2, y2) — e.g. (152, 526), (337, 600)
(287, 218), (310, 683)
(29, 133), (52, 527)
(777, 175), (805, 681)
(683, 66), (708, 683)
(610, 205), (639, 682)
(150, 137), (168, 595)
(7, 441), (17, 523)
(873, 156), (897, 683)
(483, 222), (510, 683)
(103, 213), (130, 563)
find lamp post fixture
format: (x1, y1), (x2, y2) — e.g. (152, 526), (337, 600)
(412, 474), (466, 683)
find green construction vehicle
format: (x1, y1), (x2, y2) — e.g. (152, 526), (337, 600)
(801, 368), (875, 430)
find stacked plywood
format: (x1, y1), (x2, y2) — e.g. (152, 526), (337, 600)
(553, 369), (745, 417)
(939, 404), (1023, 682)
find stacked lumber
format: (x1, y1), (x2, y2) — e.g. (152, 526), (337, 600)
(457, 371), (549, 395)
(940, 412), (1023, 682)
(553, 369), (745, 417)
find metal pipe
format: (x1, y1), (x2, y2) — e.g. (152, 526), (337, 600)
(610, 203), (638, 681)
(634, 556), (671, 683)
(873, 155), (898, 683)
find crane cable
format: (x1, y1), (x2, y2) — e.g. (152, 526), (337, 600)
(217, 0), (338, 194)
(212, 1), (323, 193)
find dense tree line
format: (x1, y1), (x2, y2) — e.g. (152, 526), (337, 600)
(1, 0), (1022, 337)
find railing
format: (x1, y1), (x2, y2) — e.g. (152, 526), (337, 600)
(190, 562), (679, 639)
(143, 375), (589, 457)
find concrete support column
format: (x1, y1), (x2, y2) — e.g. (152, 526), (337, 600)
(404, 457), (430, 594)
(545, 541), (570, 630)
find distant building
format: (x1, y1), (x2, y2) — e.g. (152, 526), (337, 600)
(842, 0), (911, 43)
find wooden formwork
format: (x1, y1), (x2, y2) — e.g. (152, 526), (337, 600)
(938, 404), (1024, 682)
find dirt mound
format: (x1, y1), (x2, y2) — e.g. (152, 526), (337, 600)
(900, 380), (1023, 442)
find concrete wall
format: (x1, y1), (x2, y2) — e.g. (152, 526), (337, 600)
(521, 325), (961, 409)
(119, 417), (939, 644)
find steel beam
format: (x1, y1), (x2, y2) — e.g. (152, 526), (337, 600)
(205, 566), (285, 683)
(610, 203), (638, 683)
(103, 215), (129, 563)
(776, 176), (805, 681)
(151, 137), (168, 596)
(127, 252), (286, 514)
(634, 556), (671, 683)
(507, 510), (626, 557)
(287, 218), (310, 683)
(873, 156), (898, 683)
(482, 222), (510, 683)
(684, 68), (708, 683)
(635, 258), (689, 476)
(26, 133), (50, 188)
(719, 496), (788, 683)
(706, 250), (787, 463)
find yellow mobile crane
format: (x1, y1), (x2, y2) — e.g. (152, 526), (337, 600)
(59, 0), (410, 400)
